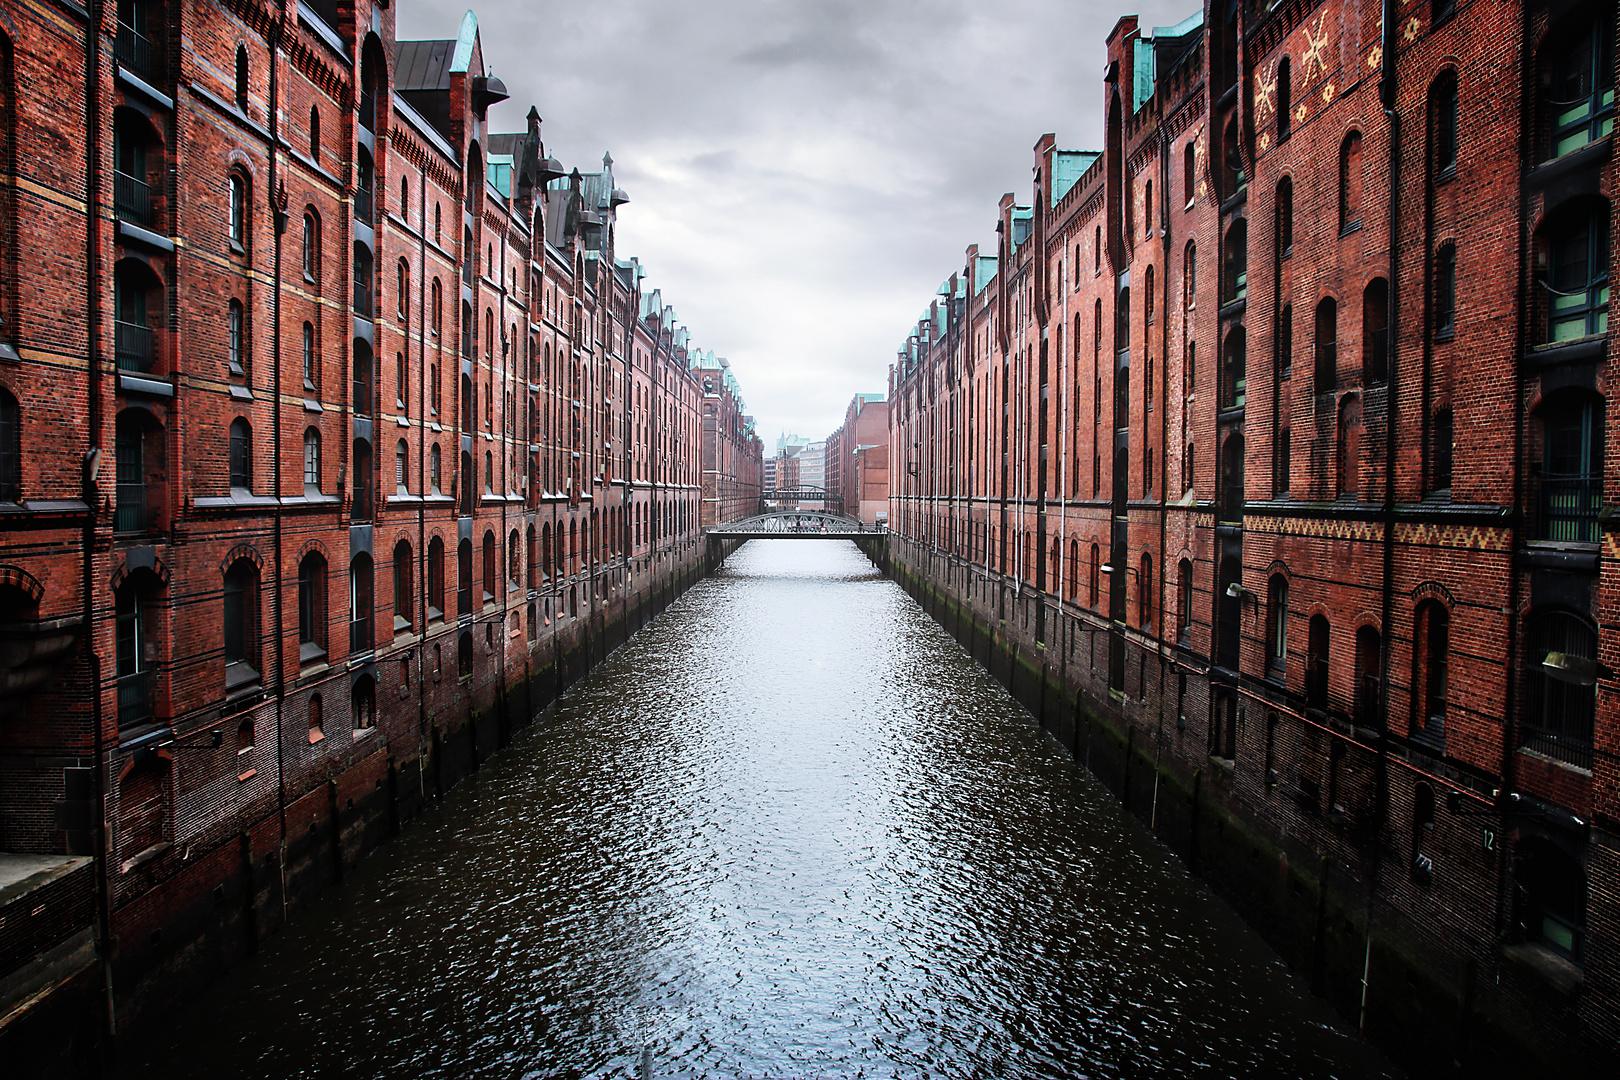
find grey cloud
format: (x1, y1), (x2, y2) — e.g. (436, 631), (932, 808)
(400, 0), (1193, 438)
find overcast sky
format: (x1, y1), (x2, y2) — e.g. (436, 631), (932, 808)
(400, 0), (1191, 445)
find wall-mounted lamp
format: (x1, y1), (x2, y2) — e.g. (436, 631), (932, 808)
(1225, 582), (1257, 602)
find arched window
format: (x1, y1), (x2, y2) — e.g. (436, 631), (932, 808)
(1266, 575), (1288, 674)
(298, 552), (327, 661)
(302, 321), (316, 389)
(1275, 426), (1291, 497)
(309, 105), (320, 162)
(0, 389), (19, 502)
(397, 259), (409, 321)
(1222, 114), (1244, 194)
(308, 694), (324, 742)
(484, 450), (494, 494)
(393, 541), (413, 632)
(527, 526), (538, 590)
(1543, 200), (1609, 341)
(1364, 277), (1389, 381)
(429, 443), (441, 493)
(302, 211), (319, 282)
(223, 558), (260, 689)
(1525, 608), (1598, 767)
(352, 438), (373, 522)
(459, 450), (474, 515)
(1275, 177), (1293, 257)
(434, 202), (441, 244)
(1543, 7), (1614, 159)
(1413, 600), (1449, 745)
(1144, 265), (1156, 324)
(542, 523), (553, 580)
(1430, 70), (1458, 177)
(1183, 141), (1196, 206)
(1219, 433), (1244, 522)
(427, 536), (445, 619)
(303, 427), (320, 491)
(114, 577), (154, 726)
(229, 417), (251, 491)
(1307, 614), (1330, 707)
(1538, 390), (1604, 541)
(1314, 297), (1338, 393)
(353, 241), (373, 318)
(458, 630), (473, 676)
(1277, 58), (1292, 140)
(1337, 395), (1363, 499)
(463, 225), (475, 287)
(354, 339), (374, 416)
(1088, 543), (1100, 606)
(1177, 559), (1193, 645)
(508, 529), (521, 588)
(228, 173), (245, 248)
(431, 278), (442, 336)
(1340, 132), (1363, 232)
(395, 439), (408, 492)
(1355, 625), (1382, 726)
(227, 298), (245, 374)
(1221, 326), (1246, 409)
(234, 44), (248, 112)
(1138, 553), (1153, 630)
(482, 530), (496, 603)
(1222, 218), (1247, 302)
(1183, 241), (1196, 307)
(352, 675), (376, 730)
(349, 553), (374, 652)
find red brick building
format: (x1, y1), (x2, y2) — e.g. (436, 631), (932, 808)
(890, 0), (1619, 1070)
(0, 0), (757, 1065)
(825, 392), (889, 524)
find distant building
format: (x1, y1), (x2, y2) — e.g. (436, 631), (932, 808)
(825, 394), (888, 523)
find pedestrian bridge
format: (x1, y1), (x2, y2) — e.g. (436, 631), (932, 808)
(705, 511), (885, 540)
(704, 511), (888, 570)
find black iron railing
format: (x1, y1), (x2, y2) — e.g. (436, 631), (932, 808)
(115, 481), (156, 533)
(114, 171), (154, 228)
(1521, 723), (1594, 770)
(115, 320), (154, 372)
(1541, 475), (1601, 543)
(117, 670), (153, 727)
(115, 24), (160, 82)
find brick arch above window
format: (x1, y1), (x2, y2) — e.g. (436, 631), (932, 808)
(218, 542), (264, 576)
(110, 555), (168, 591)
(1410, 579), (1457, 608)
(0, 563), (44, 602)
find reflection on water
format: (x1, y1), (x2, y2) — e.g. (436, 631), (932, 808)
(126, 541), (1392, 1079)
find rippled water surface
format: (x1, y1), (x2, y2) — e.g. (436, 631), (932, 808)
(127, 541), (1393, 1079)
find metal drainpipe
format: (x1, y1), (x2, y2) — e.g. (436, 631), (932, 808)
(83, 0), (114, 1046)
(1364, 0), (1401, 1034)
(267, 9), (289, 925)
(417, 129), (429, 785)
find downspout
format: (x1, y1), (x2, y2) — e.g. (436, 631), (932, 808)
(417, 123), (428, 789)
(267, 9), (289, 923)
(84, 0), (113, 1043)
(1365, 0), (1400, 1034)
(1154, 99), (1172, 834)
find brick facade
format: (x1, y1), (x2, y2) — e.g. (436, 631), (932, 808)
(0, 0), (759, 1058)
(890, 0), (1619, 1070)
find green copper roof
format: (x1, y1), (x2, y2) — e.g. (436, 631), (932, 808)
(1051, 150), (1100, 207)
(974, 255), (998, 296)
(1133, 38), (1156, 113)
(450, 10), (478, 74)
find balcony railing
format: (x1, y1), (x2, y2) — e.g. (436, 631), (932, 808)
(1521, 723), (1594, 770)
(114, 171), (155, 228)
(117, 670), (153, 727)
(115, 24), (160, 83)
(115, 481), (158, 534)
(115, 320), (154, 372)
(1542, 475), (1601, 543)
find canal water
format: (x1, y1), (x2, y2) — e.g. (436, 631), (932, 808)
(126, 541), (1393, 1079)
